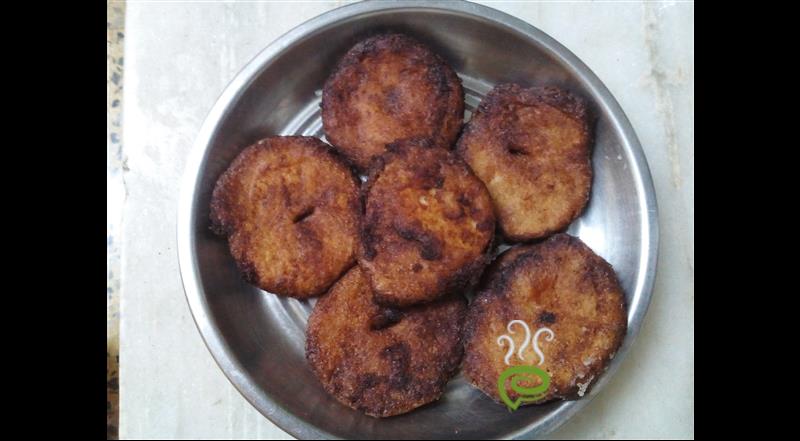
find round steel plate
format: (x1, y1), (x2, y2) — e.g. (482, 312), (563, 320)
(177, 1), (659, 439)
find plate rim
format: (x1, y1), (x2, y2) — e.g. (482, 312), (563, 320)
(176, 1), (660, 439)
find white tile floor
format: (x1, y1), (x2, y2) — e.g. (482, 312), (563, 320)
(119, 1), (693, 439)
(106, 1), (125, 438)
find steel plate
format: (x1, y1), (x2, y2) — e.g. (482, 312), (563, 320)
(177, 1), (659, 439)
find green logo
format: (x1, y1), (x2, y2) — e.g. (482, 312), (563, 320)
(497, 365), (551, 411)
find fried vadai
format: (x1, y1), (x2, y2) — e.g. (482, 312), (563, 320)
(359, 137), (495, 308)
(322, 33), (464, 172)
(462, 234), (627, 405)
(457, 84), (593, 242)
(210, 136), (361, 299)
(305, 266), (466, 417)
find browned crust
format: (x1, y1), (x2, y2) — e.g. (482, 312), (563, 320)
(305, 266), (466, 417)
(322, 33), (464, 172)
(209, 136), (362, 299)
(358, 137), (496, 308)
(462, 234), (627, 406)
(456, 83), (594, 242)
(475, 245), (532, 292)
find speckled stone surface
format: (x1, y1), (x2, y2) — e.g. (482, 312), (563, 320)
(120, 1), (693, 439)
(107, 0), (125, 439)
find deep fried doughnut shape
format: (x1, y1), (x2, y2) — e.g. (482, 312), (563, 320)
(210, 136), (361, 298)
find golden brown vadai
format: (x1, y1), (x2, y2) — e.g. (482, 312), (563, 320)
(322, 33), (464, 172)
(462, 234), (627, 405)
(210, 136), (361, 299)
(359, 137), (495, 308)
(457, 84), (593, 242)
(305, 266), (466, 417)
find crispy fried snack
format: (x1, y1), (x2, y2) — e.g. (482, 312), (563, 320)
(457, 84), (593, 242)
(475, 244), (531, 291)
(305, 266), (466, 417)
(359, 137), (495, 307)
(463, 234), (627, 405)
(322, 33), (464, 172)
(210, 136), (361, 299)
